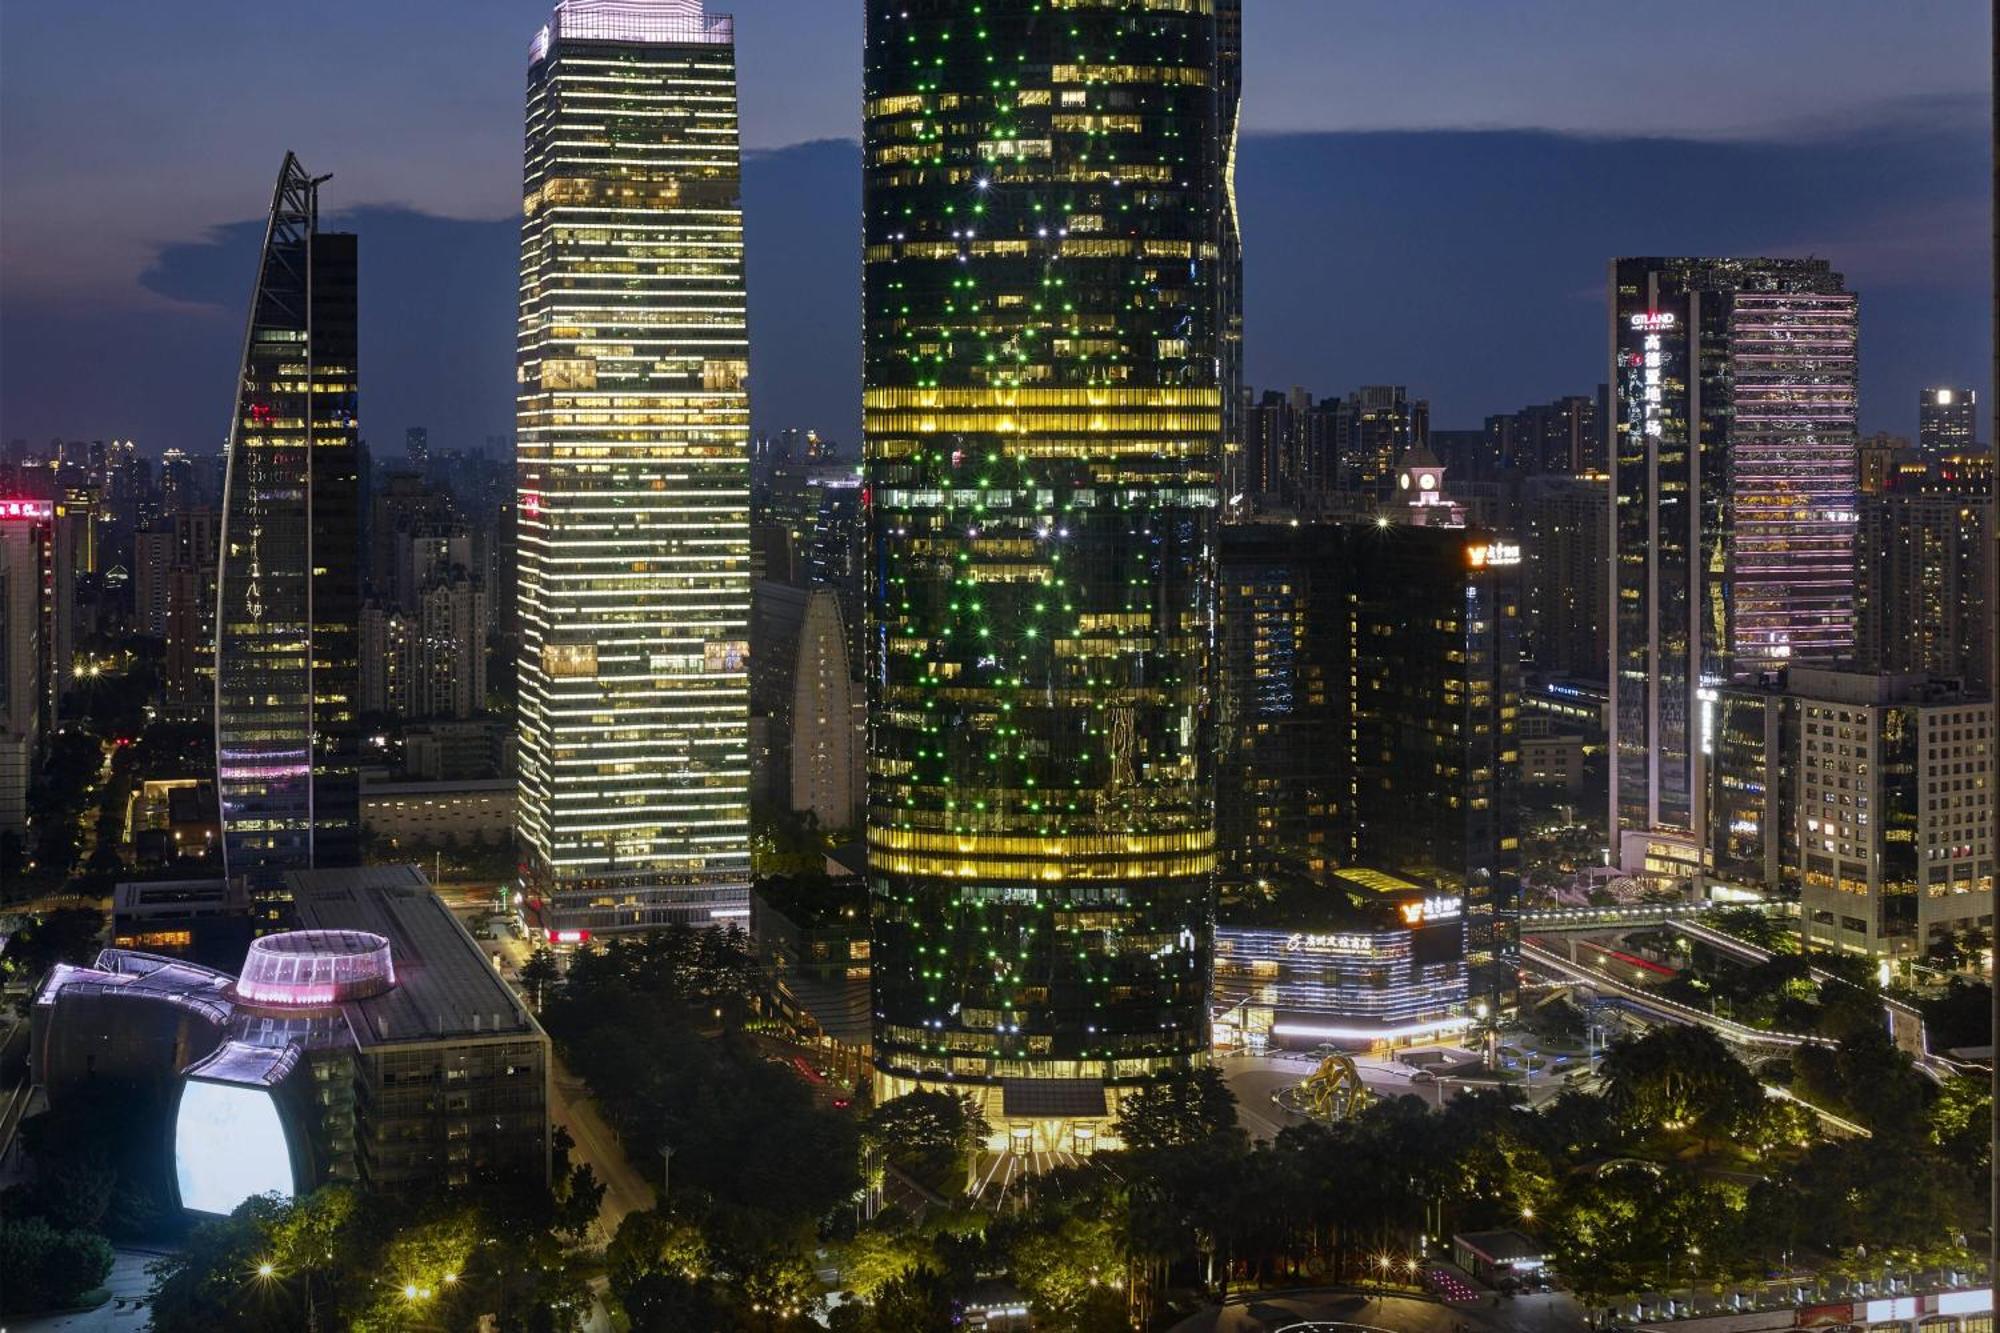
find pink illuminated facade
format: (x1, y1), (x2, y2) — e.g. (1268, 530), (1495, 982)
(234, 930), (395, 1007)
(1727, 290), (1859, 670)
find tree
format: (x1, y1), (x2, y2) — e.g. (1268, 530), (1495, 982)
(1597, 1026), (1762, 1150)
(0, 1216), (114, 1315)
(621, 1271), (735, 1332)
(869, 1265), (960, 1333)
(862, 1090), (989, 1194)
(1007, 1208), (1129, 1333)
(519, 948), (561, 1009)
(609, 1207), (712, 1291)
(1113, 1066), (1240, 1150)
(0, 907), (106, 986)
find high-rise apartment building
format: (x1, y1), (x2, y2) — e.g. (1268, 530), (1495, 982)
(1216, 522), (1342, 885)
(1337, 386), (1430, 497)
(1609, 257), (1858, 862)
(1484, 393), (1606, 476)
(1918, 386), (1978, 457)
(1522, 475), (1609, 680)
(1856, 486), (1991, 693)
(864, 0), (1224, 1141)
(515, 0), (752, 933)
(214, 154), (361, 877)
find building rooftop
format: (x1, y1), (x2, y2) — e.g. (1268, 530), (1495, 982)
(283, 866), (539, 1049)
(1454, 1229), (1546, 1263)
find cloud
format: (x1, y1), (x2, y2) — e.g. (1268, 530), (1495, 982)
(1, 120), (1984, 454)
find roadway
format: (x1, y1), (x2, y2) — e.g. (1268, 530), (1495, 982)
(1219, 1050), (1573, 1144)
(1171, 1286), (1587, 1333)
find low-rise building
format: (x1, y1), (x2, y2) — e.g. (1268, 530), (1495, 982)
(1789, 670), (1994, 958)
(361, 775), (514, 848)
(33, 864), (549, 1213)
(1212, 868), (1468, 1053)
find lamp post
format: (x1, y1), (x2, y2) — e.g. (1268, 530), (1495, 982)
(660, 1141), (675, 1207)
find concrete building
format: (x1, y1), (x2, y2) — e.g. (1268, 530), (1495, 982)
(361, 776), (515, 849)
(1790, 670), (1993, 959)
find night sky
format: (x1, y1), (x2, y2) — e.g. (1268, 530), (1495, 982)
(0, 1), (1989, 455)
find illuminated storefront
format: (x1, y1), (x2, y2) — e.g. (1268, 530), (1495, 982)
(1213, 869), (1468, 1052)
(862, 0), (1226, 1144)
(515, 0), (753, 932)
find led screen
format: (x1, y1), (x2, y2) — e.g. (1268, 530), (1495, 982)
(174, 1078), (296, 1215)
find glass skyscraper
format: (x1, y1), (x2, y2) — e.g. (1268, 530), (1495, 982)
(1608, 257), (1856, 858)
(863, 0), (1225, 1143)
(215, 153), (360, 878)
(515, 0), (752, 933)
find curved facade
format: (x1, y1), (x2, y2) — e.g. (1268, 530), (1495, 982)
(863, 0), (1224, 1120)
(214, 153), (360, 876)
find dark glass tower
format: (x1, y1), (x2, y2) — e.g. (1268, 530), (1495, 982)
(1608, 259), (1856, 863)
(215, 153), (361, 879)
(863, 0), (1225, 1141)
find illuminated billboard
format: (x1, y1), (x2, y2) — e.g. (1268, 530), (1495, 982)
(174, 1075), (299, 1216)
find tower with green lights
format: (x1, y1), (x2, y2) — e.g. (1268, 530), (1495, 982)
(863, 0), (1225, 1146)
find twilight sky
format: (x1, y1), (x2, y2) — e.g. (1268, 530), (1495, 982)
(0, 1), (1989, 453)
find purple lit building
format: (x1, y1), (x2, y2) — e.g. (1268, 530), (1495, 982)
(1609, 258), (1858, 865)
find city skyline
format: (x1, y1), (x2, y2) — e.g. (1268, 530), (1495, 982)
(0, 0), (1995, 1319)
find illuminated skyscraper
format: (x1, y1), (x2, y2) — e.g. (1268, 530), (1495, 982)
(1918, 386), (1978, 456)
(214, 154), (361, 877)
(1608, 258), (1857, 861)
(1216, 0), (1245, 504)
(515, 0), (752, 933)
(864, 0), (1224, 1141)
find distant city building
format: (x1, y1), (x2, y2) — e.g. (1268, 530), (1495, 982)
(1855, 487), (1990, 693)
(34, 865), (549, 1210)
(404, 425), (429, 468)
(1337, 385), (1430, 497)
(864, 0), (1224, 1142)
(133, 526), (174, 638)
(1242, 387), (1339, 503)
(750, 583), (864, 830)
(1484, 392), (1606, 476)
(1521, 474), (1609, 681)
(214, 154), (361, 876)
(1918, 386), (1978, 457)
(1609, 257), (1858, 863)
(361, 775), (515, 850)
(515, 0), (752, 933)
